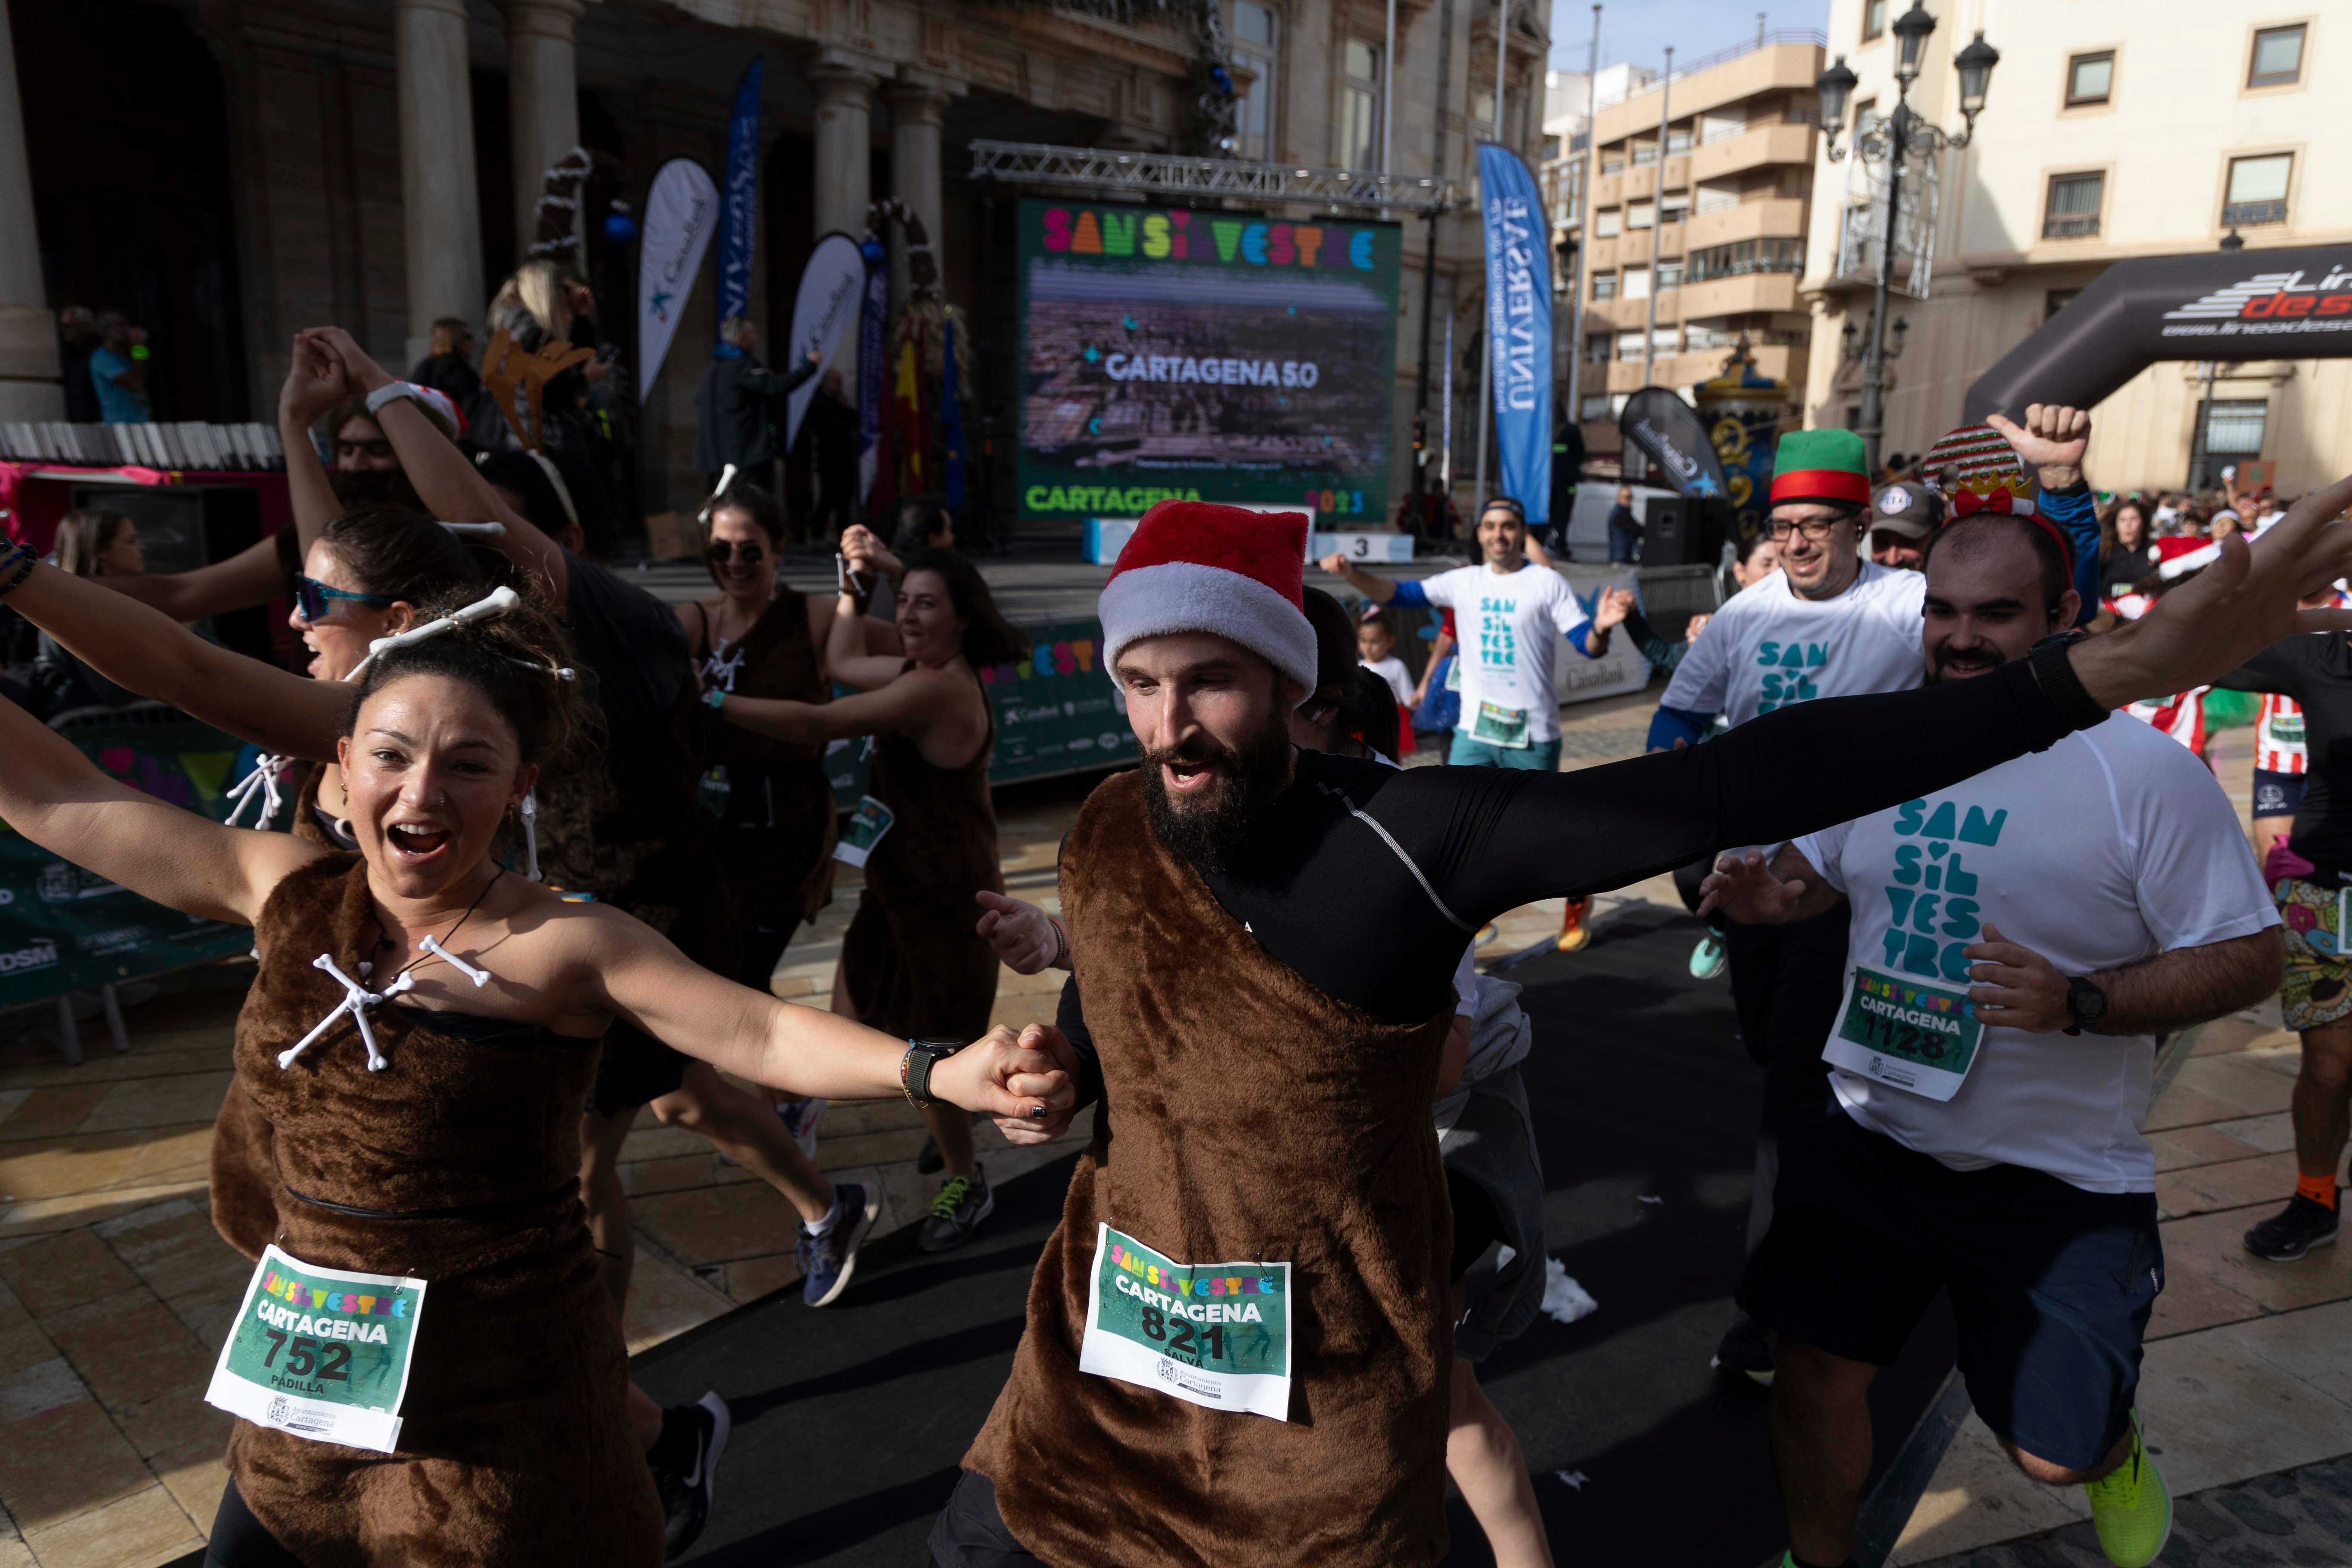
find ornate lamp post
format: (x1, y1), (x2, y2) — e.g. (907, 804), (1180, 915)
(1816, 9), (1998, 474)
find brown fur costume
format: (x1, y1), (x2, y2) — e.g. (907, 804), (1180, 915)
(688, 589), (839, 931)
(222, 854), (661, 1566)
(837, 670), (1001, 1037)
(963, 770), (1457, 1566)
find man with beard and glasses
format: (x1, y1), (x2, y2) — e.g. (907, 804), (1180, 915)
(1650, 413), (2106, 1390)
(919, 488), (2352, 1568)
(1697, 500), (2283, 1568)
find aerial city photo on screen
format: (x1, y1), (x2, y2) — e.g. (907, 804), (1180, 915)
(1017, 198), (1403, 524)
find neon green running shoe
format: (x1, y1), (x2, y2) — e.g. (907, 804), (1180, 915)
(2083, 1410), (2171, 1568)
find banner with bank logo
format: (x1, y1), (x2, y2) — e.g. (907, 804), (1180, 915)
(1014, 198), (1402, 525)
(713, 59), (763, 355)
(978, 618), (1136, 781)
(1476, 142), (1553, 526)
(784, 233), (868, 449)
(0, 717), (254, 1010)
(635, 158), (720, 401)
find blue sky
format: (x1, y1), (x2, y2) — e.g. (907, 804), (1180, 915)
(1546, 0), (1831, 77)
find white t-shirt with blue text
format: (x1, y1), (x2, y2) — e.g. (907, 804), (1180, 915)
(1661, 562), (1926, 730)
(1412, 562), (1591, 745)
(1793, 715), (2278, 1193)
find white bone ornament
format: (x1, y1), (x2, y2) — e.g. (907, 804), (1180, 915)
(519, 790), (541, 882)
(420, 934), (493, 988)
(280, 955), (414, 1072)
(223, 754), (288, 829)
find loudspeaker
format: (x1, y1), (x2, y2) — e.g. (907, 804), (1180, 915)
(72, 483), (271, 662)
(1638, 497), (1723, 568)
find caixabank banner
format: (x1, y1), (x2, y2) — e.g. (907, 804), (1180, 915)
(0, 717), (253, 1010)
(980, 618), (1136, 780)
(1017, 199), (1402, 526)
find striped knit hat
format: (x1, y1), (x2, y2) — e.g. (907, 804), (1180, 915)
(1769, 429), (1870, 508)
(1926, 423), (2071, 566)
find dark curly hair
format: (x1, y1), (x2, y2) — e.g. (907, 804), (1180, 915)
(897, 548), (1027, 669)
(344, 587), (595, 770)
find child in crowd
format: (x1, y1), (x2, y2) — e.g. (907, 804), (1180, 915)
(1357, 607), (1416, 757)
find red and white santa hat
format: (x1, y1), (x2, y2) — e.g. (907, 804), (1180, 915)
(1099, 501), (1316, 695)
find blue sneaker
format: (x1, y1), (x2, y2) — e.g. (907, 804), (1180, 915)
(773, 1096), (827, 1161)
(797, 1181), (878, 1308)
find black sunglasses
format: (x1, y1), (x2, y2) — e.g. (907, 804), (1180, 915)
(707, 539), (767, 565)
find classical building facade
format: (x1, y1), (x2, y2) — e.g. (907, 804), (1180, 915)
(0, 0), (1552, 527)
(1798, 0), (2349, 494)
(1545, 34), (1824, 456)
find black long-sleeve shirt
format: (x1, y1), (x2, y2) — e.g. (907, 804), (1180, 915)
(1057, 653), (2105, 1092)
(2217, 633), (2352, 876)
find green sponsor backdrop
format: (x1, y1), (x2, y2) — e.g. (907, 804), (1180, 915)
(827, 616), (1133, 812)
(1017, 198), (1402, 525)
(0, 716), (255, 1010)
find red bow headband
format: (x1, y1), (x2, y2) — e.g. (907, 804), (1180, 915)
(1948, 488), (2072, 568)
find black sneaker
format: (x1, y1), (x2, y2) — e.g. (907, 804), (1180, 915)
(918, 1162), (994, 1253)
(916, 1133), (943, 1175)
(648, 1391), (731, 1560)
(1711, 1312), (1775, 1388)
(2245, 1194), (2340, 1262)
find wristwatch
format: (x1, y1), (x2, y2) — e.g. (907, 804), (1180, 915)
(2062, 976), (2107, 1036)
(900, 1038), (967, 1107)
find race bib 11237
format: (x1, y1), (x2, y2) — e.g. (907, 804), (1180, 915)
(205, 1244), (428, 1453)
(1822, 963), (1983, 1101)
(1078, 1223), (1292, 1421)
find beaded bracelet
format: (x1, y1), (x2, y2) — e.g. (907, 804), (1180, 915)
(0, 547), (35, 600)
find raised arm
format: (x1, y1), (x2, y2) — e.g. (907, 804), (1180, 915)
(0, 686), (320, 926)
(822, 573), (908, 691)
(306, 328), (566, 601)
(714, 669), (945, 745)
(1986, 403), (2101, 625)
(1318, 554), (1401, 604)
(582, 904), (1072, 1116)
(101, 532), (292, 621)
(4, 558), (348, 759)
(277, 333), (350, 557)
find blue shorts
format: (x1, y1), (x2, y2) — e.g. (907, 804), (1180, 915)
(1740, 1094), (2162, 1473)
(2254, 768), (2307, 819)
(1447, 734), (1563, 772)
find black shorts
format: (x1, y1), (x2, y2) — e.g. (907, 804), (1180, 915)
(1740, 1093), (2162, 1473)
(1447, 1165), (1504, 1283)
(929, 1471), (1044, 1566)
(588, 1020), (689, 1117)
(2254, 768), (2307, 820)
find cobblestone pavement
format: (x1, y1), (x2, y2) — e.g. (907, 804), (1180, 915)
(1916, 1451), (2352, 1567)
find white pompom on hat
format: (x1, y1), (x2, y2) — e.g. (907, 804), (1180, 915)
(1098, 501), (1316, 695)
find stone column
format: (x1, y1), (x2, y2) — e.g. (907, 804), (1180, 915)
(505, 0), (584, 259)
(884, 70), (956, 304)
(810, 50), (879, 240)
(395, 0), (486, 367)
(0, 0), (58, 419)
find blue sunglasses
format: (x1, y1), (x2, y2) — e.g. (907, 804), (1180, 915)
(294, 574), (394, 623)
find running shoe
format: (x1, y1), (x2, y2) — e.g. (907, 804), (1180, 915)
(773, 1096), (828, 1161)
(649, 1391), (731, 1561)
(916, 1133), (944, 1174)
(2243, 1193), (2340, 1261)
(2084, 1410), (2171, 1567)
(1556, 897), (1592, 953)
(796, 1181), (878, 1308)
(919, 1163), (994, 1253)
(1689, 931), (1727, 980)
(1710, 1312), (1775, 1388)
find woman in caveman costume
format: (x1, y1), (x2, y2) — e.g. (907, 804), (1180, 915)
(0, 570), (1066, 1567)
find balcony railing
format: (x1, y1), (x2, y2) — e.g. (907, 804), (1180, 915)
(2222, 199), (2288, 227)
(2041, 213), (2101, 239)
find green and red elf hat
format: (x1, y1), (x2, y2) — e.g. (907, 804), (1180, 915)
(1768, 429), (1872, 509)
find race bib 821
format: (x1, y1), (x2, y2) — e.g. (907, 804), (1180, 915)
(1078, 1223), (1292, 1421)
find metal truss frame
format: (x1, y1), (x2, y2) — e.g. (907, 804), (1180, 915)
(967, 140), (1460, 215)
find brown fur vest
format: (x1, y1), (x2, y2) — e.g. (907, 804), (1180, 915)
(219, 855), (660, 1567)
(964, 771), (1456, 1566)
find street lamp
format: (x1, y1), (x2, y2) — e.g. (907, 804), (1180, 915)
(1818, 11), (1998, 475)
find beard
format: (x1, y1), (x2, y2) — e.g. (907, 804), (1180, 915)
(1926, 643), (2007, 683)
(1141, 710), (1293, 877)
(329, 465), (426, 514)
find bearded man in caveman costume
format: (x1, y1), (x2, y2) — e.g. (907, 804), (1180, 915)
(923, 491), (2352, 1567)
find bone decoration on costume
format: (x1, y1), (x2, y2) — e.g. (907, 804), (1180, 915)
(224, 754), (290, 829)
(280, 955), (412, 1072)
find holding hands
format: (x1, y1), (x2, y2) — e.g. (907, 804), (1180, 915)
(929, 1024), (1078, 1130)
(277, 332), (349, 431)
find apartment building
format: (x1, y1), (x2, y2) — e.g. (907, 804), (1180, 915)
(1799, 1), (2349, 494)
(1548, 34), (1827, 452)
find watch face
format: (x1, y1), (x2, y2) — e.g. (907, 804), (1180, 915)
(2071, 980), (2107, 1019)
